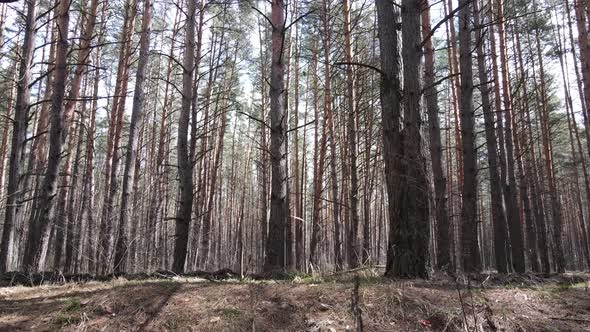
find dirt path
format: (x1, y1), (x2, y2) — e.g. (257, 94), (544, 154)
(0, 274), (589, 331)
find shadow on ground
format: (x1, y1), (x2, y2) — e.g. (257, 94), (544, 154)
(0, 274), (589, 331)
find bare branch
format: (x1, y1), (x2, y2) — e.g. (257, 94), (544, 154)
(332, 61), (385, 77)
(284, 10), (316, 31)
(236, 111), (272, 131)
(421, 0), (472, 47)
(252, 6), (274, 29)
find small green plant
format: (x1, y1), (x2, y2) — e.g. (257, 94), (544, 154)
(52, 298), (83, 327)
(64, 298), (82, 312)
(544, 326), (560, 332)
(164, 318), (179, 329)
(550, 282), (588, 292)
(431, 308), (459, 317)
(291, 274), (322, 284)
(218, 308), (241, 320)
(53, 313), (79, 327)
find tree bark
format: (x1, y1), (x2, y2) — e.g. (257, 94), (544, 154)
(97, 0), (137, 274)
(396, 0), (430, 277)
(512, 22), (540, 272)
(343, 0), (361, 269)
(377, 0), (429, 278)
(376, 0), (402, 277)
(495, 0), (525, 273)
(458, 0), (481, 273)
(23, 0), (70, 270)
(422, 0), (451, 271)
(533, 9), (565, 273)
(574, 0), (590, 146)
(114, 0), (152, 274)
(0, 0), (37, 272)
(264, 0), (288, 273)
(173, 0), (196, 274)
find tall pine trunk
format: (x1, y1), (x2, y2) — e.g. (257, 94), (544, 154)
(23, 0), (71, 270)
(264, 0), (288, 274)
(458, 0), (481, 273)
(114, 0), (152, 274)
(173, 0), (196, 274)
(495, 0), (525, 273)
(0, 0), (37, 272)
(422, 0), (451, 271)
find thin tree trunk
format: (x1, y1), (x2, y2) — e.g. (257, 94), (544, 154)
(97, 0), (137, 274)
(343, 0), (360, 270)
(458, 0), (481, 273)
(512, 22), (540, 272)
(533, 6), (565, 272)
(422, 0), (451, 271)
(114, 0), (152, 274)
(474, 0), (510, 273)
(495, 0), (526, 273)
(173, 0), (196, 274)
(23, 0), (71, 270)
(573, 0), (590, 146)
(0, 0), (37, 272)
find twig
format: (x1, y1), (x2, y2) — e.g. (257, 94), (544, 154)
(351, 276), (364, 332)
(326, 265), (385, 278)
(236, 111), (272, 131)
(421, 0), (472, 47)
(422, 73), (461, 93)
(467, 279), (479, 332)
(284, 10), (316, 31)
(455, 278), (472, 332)
(287, 120), (315, 133)
(252, 6), (274, 29)
(332, 61), (386, 77)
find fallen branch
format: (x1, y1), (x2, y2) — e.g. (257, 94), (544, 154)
(325, 265), (386, 278)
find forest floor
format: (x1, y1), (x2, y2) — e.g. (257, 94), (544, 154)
(0, 270), (589, 331)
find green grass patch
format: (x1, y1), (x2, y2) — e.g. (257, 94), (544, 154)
(52, 313), (79, 327)
(219, 308), (242, 320)
(64, 298), (82, 312)
(549, 282), (588, 292)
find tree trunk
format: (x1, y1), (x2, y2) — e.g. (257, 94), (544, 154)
(114, 0), (152, 274)
(343, 0), (361, 269)
(422, 0), (451, 271)
(512, 22), (540, 272)
(97, 0), (137, 274)
(488, 1), (510, 270)
(376, 0), (402, 277)
(574, 0), (590, 147)
(173, 0), (196, 274)
(0, 0), (37, 272)
(52, 0), (100, 271)
(264, 0), (288, 273)
(377, 0), (430, 278)
(533, 10), (565, 273)
(495, 0), (525, 273)
(23, 0), (70, 270)
(458, 0), (481, 273)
